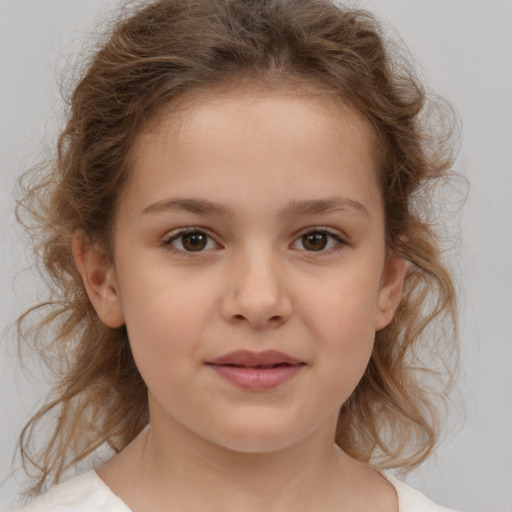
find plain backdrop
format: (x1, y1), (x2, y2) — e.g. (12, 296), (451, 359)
(1, 1), (511, 511)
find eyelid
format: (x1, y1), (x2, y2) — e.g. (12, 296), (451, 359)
(290, 226), (348, 252)
(163, 226), (212, 242)
(162, 226), (222, 252)
(295, 225), (348, 241)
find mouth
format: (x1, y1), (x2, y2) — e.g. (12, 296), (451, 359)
(206, 350), (305, 390)
(207, 349), (304, 367)
(216, 363), (298, 369)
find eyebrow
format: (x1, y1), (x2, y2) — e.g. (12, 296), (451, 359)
(141, 196), (370, 220)
(278, 197), (370, 220)
(142, 198), (236, 217)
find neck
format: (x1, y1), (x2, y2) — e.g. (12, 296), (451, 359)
(138, 418), (346, 512)
(97, 410), (397, 512)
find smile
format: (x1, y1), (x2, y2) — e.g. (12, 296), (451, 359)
(207, 350), (305, 390)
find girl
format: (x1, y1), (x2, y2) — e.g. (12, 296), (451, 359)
(14, 0), (460, 510)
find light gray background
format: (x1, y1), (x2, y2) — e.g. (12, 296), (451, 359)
(1, 1), (511, 511)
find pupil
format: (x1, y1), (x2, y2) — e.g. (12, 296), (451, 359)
(183, 233), (207, 251)
(303, 233), (327, 251)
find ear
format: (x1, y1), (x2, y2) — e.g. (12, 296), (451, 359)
(375, 251), (408, 331)
(72, 233), (125, 328)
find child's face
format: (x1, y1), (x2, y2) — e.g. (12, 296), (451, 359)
(80, 91), (405, 453)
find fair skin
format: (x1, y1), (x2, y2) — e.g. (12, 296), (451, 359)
(74, 90), (406, 512)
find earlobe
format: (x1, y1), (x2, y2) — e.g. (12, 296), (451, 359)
(375, 252), (408, 331)
(72, 234), (125, 328)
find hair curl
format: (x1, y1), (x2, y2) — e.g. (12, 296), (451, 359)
(16, 0), (459, 496)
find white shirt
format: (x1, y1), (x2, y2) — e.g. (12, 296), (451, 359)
(16, 470), (459, 512)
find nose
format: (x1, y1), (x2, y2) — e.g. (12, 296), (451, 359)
(220, 246), (292, 329)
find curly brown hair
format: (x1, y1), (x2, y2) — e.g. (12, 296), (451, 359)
(16, 0), (459, 496)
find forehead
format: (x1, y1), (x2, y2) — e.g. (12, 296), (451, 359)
(122, 90), (382, 221)
(132, 87), (377, 169)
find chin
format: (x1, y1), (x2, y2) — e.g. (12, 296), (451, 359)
(212, 436), (300, 455)
(202, 417), (314, 455)
(224, 436), (294, 453)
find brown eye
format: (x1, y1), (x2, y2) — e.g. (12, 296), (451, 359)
(168, 230), (217, 252)
(182, 232), (207, 251)
(301, 232), (329, 251)
(291, 230), (343, 252)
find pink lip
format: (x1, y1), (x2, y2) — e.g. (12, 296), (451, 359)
(209, 350), (303, 367)
(207, 350), (305, 390)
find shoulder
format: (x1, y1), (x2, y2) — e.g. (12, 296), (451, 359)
(384, 473), (460, 512)
(15, 471), (132, 512)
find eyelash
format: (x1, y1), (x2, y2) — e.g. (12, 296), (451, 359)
(291, 227), (347, 254)
(162, 227), (347, 255)
(163, 227), (220, 253)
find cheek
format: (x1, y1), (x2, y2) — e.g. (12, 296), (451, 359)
(298, 265), (381, 392)
(300, 263), (381, 340)
(117, 269), (217, 385)
(318, 296), (376, 381)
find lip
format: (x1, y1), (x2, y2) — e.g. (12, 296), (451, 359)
(208, 350), (303, 367)
(207, 350), (305, 390)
